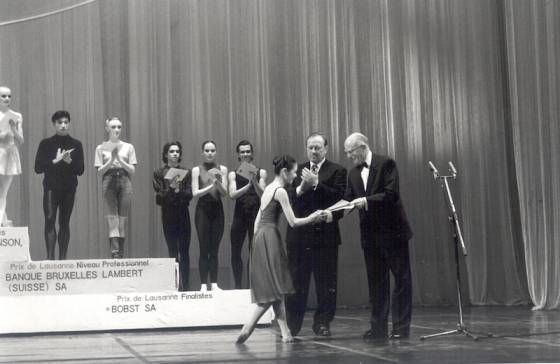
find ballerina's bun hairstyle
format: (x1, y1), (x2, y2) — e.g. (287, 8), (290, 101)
(272, 155), (296, 175)
(201, 140), (216, 150)
(105, 116), (120, 126)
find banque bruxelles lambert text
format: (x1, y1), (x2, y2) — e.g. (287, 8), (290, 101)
(4, 260), (151, 293)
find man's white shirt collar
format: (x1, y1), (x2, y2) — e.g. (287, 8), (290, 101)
(364, 150), (372, 168)
(361, 151), (372, 191)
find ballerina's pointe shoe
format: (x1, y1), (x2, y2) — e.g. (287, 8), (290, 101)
(236, 332), (250, 344)
(282, 335), (295, 343)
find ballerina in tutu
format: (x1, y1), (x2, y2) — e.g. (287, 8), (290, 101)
(0, 86), (23, 226)
(236, 155), (325, 344)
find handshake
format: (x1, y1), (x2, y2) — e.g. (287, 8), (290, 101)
(306, 198), (367, 224)
(308, 210), (332, 223)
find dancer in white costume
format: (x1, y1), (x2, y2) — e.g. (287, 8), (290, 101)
(0, 86), (23, 227)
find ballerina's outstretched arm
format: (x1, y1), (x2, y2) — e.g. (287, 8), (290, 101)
(275, 188), (321, 228)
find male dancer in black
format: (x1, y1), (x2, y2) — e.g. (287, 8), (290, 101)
(34, 110), (84, 260)
(153, 141), (192, 291)
(286, 133), (347, 337)
(228, 140), (267, 289)
(343, 132), (413, 341)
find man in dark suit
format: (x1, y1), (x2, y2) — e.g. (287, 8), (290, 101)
(343, 132), (413, 341)
(286, 133), (347, 337)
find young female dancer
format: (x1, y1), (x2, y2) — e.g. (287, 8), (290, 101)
(0, 86), (23, 226)
(236, 155), (324, 344)
(153, 141), (192, 291)
(191, 140), (228, 291)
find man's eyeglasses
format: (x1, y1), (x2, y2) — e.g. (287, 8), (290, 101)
(344, 145), (363, 154)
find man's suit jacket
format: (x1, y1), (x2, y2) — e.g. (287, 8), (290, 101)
(286, 159), (347, 247)
(344, 154), (412, 247)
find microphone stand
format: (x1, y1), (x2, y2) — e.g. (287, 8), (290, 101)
(420, 162), (492, 341)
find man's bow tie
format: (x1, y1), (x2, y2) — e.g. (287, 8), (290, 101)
(358, 161), (369, 169)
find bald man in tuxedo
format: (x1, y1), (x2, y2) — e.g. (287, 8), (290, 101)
(343, 132), (413, 341)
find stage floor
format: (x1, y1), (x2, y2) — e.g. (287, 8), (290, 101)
(1, 305), (559, 363)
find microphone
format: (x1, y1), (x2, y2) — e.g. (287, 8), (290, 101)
(448, 161), (457, 178)
(428, 161), (439, 179)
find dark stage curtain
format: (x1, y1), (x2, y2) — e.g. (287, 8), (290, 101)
(1, 0), (551, 308)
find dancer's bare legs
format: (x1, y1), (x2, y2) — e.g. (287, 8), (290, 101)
(237, 297), (294, 344)
(272, 298), (293, 343)
(0, 175), (13, 226)
(237, 302), (272, 344)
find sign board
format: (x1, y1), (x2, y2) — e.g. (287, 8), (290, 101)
(0, 258), (177, 295)
(0, 289), (273, 334)
(0, 227), (30, 262)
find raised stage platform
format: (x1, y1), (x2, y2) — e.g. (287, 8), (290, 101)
(0, 288), (269, 334)
(0, 227), (272, 335)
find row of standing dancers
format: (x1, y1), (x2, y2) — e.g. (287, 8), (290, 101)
(1, 86), (413, 344)
(34, 112), (259, 293)
(0, 88), (258, 292)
